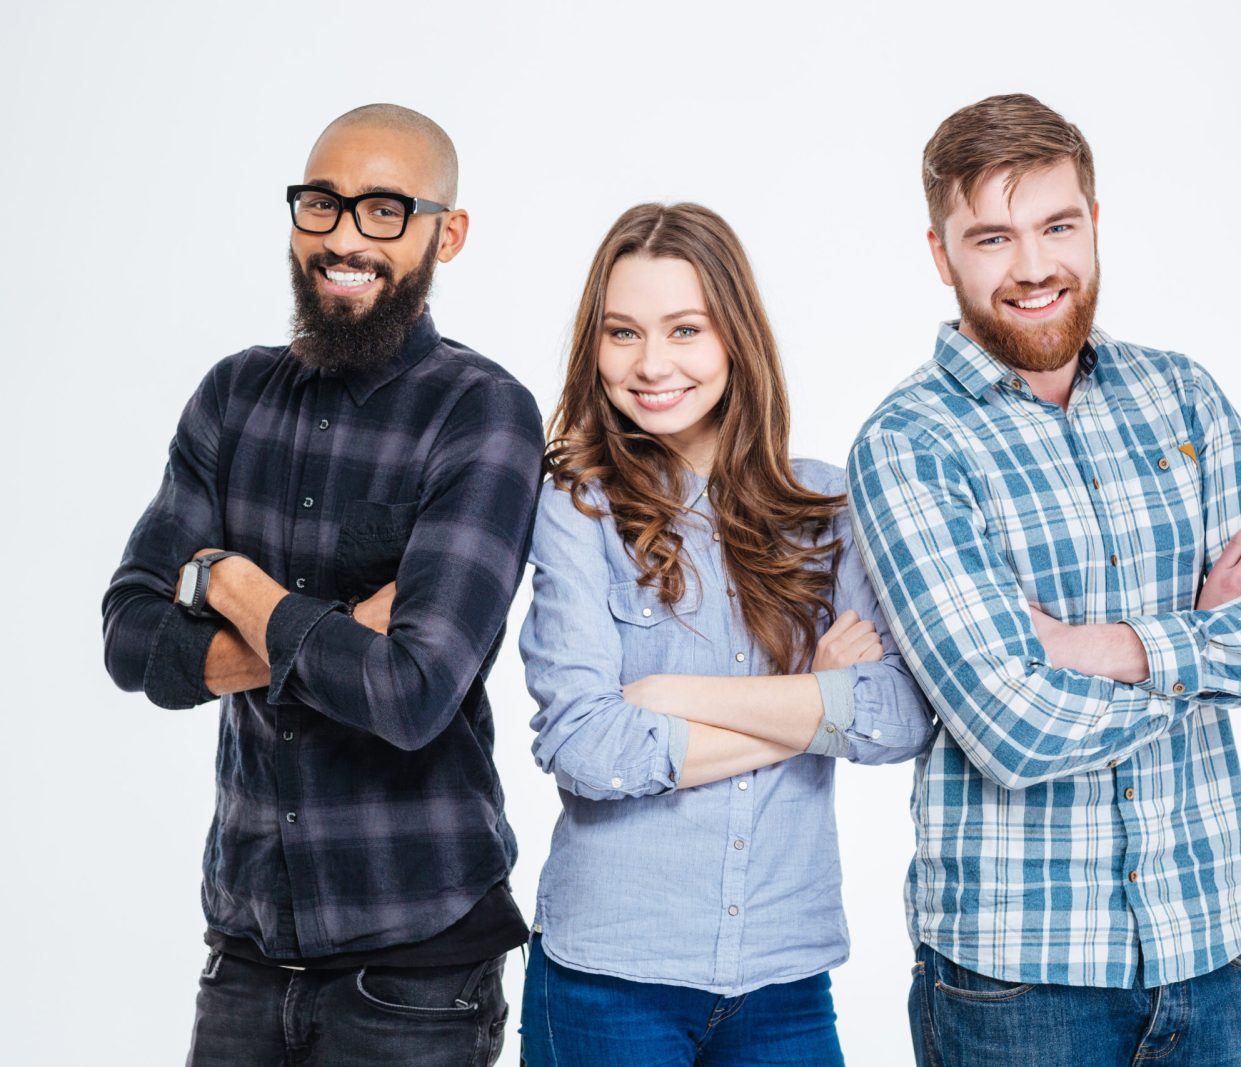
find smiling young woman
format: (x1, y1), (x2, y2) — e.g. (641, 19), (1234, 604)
(516, 202), (934, 1066)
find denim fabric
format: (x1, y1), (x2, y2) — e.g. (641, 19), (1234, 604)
(102, 313), (544, 958)
(186, 950), (508, 1066)
(520, 934), (844, 1067)
(850, 323), (1241, 987)
(519, 460), (933, 995)
(909, 943), (1241, 1067)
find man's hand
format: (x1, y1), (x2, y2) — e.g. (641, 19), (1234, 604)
(1198, 530), (1241, 610)
(1029, 605), (1149, 685)
(353, 582), (397, 635)
(811, 609), (883, 671)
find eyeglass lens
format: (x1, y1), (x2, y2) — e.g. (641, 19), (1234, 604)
(291, 190), (409, 238)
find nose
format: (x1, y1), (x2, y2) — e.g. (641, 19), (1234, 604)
(1011, 235), (1057, 287)
(634, 339), (675, 382)
(321, 209), (372, 258)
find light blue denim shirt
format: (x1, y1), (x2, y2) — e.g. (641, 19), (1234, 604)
(519, 459), (934, 995)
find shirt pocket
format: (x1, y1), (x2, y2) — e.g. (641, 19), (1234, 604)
(334, 499), (419, 601)
(606, 580), (702, 681)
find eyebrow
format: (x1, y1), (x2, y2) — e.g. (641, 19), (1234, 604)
(602, 309), (709, 323)
(304, 179), (413, 198)
(960, 206), (1086, 240)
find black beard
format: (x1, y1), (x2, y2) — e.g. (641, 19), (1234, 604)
(288, 224), (440, 374)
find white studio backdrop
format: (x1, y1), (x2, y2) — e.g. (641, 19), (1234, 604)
(2, 2), (1238, 1064)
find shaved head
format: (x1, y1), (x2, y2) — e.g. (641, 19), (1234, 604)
(311, 103), (459, 207)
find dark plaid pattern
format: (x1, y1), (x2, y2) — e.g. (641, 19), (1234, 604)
(103, 314), (544, 958)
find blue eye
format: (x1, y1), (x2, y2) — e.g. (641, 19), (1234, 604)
(672, 326), (699, 338)
(978, 235), (1006, 247)
(610, 328), (637, 341)
(1047, 224), (1072, 234)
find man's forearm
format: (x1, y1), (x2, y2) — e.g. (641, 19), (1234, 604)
(201, 556), (290, 666)
(204, 625), (272, 695)
(1036, 614), (1150, 684)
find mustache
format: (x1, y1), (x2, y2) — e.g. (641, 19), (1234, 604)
(303, 251), (394, 280)
(994, 276), (1079, 303)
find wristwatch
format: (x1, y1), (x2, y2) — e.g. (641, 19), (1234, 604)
(176, 551), (248, 617)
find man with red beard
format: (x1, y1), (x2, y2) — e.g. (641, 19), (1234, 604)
(848, 94), (1241, 1065)
(102, 105), (543, 1065)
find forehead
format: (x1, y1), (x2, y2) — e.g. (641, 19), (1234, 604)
(303, 123), (434, 195)
(945, 158), (1091, 234)
(605, 255), (705, 312)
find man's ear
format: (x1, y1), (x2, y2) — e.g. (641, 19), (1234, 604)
(437, 210), (469, 263)
(927, 227), (954, 287)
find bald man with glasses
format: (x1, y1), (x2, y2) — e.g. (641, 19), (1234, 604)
(103, 104), (543, 1067)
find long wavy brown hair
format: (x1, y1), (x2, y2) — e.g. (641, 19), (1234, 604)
(547, 203), (844, 674)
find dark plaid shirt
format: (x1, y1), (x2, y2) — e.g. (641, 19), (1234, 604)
(102, 313), (544, 959)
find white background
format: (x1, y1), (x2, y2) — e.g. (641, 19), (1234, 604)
(3, 2), (1238, 1064)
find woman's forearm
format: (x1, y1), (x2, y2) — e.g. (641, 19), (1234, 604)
(627, 673), (824, 751)
(677, 721), (802, 789)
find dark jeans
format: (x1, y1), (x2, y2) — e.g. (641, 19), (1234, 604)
(186, 949), (508, 1067)
(520, 934), (845, 1067)
(910, 942), (1241, 1067)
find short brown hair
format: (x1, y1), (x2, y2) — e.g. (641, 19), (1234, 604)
(923, 93), (1095, 236)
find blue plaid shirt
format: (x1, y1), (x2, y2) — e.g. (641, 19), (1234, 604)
(848, 322), (1241, 989)
(102, 314), (544, 959)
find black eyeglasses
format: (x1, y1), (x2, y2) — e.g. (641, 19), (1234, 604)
(286, 184), (450, 241)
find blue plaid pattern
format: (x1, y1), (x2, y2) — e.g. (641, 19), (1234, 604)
(102, 314), (544, 959)
(847, 321), (1241, 988)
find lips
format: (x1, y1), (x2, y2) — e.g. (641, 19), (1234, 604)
(632, 387), (693, 411)
(1000, 286), (1071, 319)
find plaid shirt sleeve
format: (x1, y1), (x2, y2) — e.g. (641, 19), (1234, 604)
(101, 363), (229, 709)
(847, 428), (1189, 791)
(1122, 361), (1241, 700)
(265, 377), (545, 751)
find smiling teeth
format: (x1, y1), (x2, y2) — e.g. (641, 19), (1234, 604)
(1014, 292), (1060, 309)
(637, 389), (687, 403)
(325, 270), (376, 287)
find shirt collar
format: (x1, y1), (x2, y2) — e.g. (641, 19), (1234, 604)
(293, 310), (441, 405)
(932, 319), (1109, 400)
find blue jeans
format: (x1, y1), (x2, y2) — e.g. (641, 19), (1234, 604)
(520, 934), (845, 1067)
(186, 949), (508, 1066)
(910, 943), (1241, 1067)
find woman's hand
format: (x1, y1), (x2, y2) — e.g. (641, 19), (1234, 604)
(811, 609), (883, 671)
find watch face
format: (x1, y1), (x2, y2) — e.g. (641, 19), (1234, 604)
(177, 564), (199, 608)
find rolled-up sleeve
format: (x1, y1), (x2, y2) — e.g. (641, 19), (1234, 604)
(519, 481), (687, 801)
(805, 500), (935, 765)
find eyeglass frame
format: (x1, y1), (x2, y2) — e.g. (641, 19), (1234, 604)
(286, 184), (451, 241)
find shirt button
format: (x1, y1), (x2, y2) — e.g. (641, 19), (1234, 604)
(611, 777), (623, 788)
(642, 607), (652, 617)
(727, 905), (739, 916)
(318, 418), (330, 431)
(295, 577), (306, 589)
(1107, 760), (1118, 769)
(1010, 378), (1022, 390)
(1109, 554), (1118, 566)
(286, 812), (297, 823)
(1092, 478), (1100, 490)
(825, 723), (836, 734)
(1128, 870), (1138, 883)
(735, 652), (746, 663)
(726, 588), (736, 598)
(737, 780), (749, 791)
(1124, 787), (1135, 800)
(870, 728), (882, 739)
(1172, 682), (1186, 694)
(734, 839), (745, 850)
(283, 731), (294, 742)
(302, 497), (314, 509)
(1157, 457), (1170, 470)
